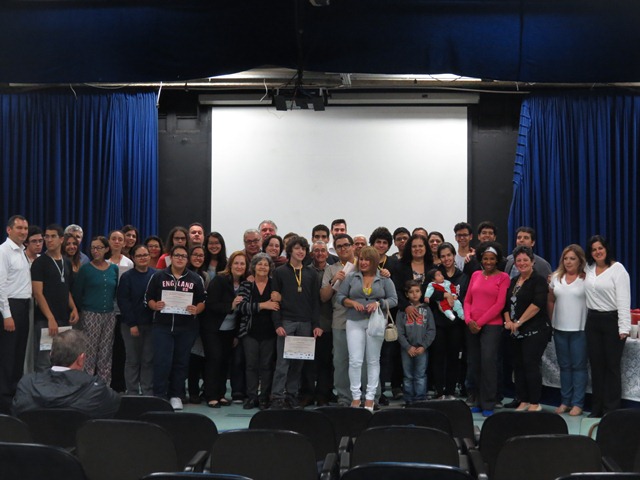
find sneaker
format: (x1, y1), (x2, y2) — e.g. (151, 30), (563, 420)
(482, 410), (494, 417)
(470, 407), (482, 414)
(170, 397), (183, 411)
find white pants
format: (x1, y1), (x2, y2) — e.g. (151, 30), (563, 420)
(346, 318), (384, 401)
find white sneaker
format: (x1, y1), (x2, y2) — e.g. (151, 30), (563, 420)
(170, 397), (183, 410)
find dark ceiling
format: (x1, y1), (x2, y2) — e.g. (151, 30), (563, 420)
(1, 0), (639, 85)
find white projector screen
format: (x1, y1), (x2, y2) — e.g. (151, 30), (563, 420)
(211, 106), (467, 253)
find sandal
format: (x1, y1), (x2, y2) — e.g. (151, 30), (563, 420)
(218, 398), (231, 407)
(555, 404), (570, 414)
(207, 400), (220, 408)
(569, 406), (583, 416)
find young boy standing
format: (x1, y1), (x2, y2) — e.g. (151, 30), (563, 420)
(396, 280), (436, 405)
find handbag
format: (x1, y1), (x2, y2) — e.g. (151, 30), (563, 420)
(367, 305), (386, 338)
(384, 307), (398, 342)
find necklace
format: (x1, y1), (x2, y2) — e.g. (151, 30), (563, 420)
(48, 252), (65, 283)
(291, 263), (303, 292)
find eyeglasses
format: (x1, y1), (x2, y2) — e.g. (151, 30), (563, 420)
(134, 253), (150, 259)
(190, 254), (205, 258)
(455, 233), (470, 238)
(244, 238), (261, 244)
(172, 254), (188, 260)
(335, 243), (352, 249)
(28, 238), (44, 244)
(90, 246), (105, 251)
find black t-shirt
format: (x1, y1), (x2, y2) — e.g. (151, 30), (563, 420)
(31, 254), (73, 325)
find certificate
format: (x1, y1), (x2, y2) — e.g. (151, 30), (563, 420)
(332, 261), (355, 291)
(40, 326), (73, 351)
(283, 335), (316, 360)
(161, 290), (194, 315)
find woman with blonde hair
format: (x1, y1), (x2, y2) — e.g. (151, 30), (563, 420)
(548, 244), (588, 416)
(337, 246), (398, 411)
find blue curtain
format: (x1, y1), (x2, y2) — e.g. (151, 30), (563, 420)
(0, 90), (158, 241)
(509, 92), (640, 305)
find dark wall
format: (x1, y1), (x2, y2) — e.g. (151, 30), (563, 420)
(157, 92), (522, 245)
(468, 95), (522, 249)
(157, 91), (211, 241)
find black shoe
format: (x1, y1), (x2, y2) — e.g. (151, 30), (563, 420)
(259, 399), (269, 410)
(587, 412), (602, 418)
(378, 394), (390, 406)
(392, 388), (403, 400)
(298, 395), (315, 408)
(189, 394), (202, 405)
(504, 398), (521, 408)
(243, 398), (258, 410)
(284, 397), (298, 409)
(269, 399), (285, 410)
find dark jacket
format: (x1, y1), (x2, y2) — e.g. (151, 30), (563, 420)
(202, 273), (241, 333)
(117, 267), (155, 327)
(12, 369), (120, 418)
(144, 267), (206, 330)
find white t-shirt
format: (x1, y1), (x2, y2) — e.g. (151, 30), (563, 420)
(584, 262), (631, 334)
(549, 274), (587, 331)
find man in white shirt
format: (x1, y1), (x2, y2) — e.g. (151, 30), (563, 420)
(0, 215), (32, 413)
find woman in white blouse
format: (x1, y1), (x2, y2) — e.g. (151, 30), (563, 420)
(548, 244), (588, 416)
(584, 235), (631, 418)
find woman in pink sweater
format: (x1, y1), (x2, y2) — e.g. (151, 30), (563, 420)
(463, 242), (510, 416)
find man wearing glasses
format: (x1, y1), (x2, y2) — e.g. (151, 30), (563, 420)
(320, 234), (357, 407)
(454, 222), (480, 274)
(24, 226), (44, 265)
(242, 229), (262, 263)
(31, 224), (79, 372)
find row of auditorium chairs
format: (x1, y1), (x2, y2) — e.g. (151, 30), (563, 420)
(2, 397), (640, 479)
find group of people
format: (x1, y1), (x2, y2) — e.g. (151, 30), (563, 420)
(0, 215), (631, 419)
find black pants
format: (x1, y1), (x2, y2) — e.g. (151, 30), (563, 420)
(512, 329), (549, 404)
(202, 329), (234, 401)
(430, 320), (464, 396)
(300, 330), (334, 400)
(0, 298), (30, 413)
(585, 310), (625, 414)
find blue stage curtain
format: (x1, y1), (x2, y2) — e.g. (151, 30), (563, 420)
(509, 92), (640, 305)
(0, 90), (158, 241)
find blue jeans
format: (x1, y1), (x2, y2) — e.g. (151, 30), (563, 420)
(152, 324), (198, 399)
(554, 329), (588, 408)
(400, 348), (428, 403)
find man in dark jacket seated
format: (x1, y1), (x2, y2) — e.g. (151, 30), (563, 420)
(12, 329), (120, 418)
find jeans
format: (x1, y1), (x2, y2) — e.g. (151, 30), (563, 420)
(346, 318), (384, 401)
(466, 325), (502, 410)
(152, 324), (198, 399)
(554, 329), (588, 408)
(400, 348), (428, 403)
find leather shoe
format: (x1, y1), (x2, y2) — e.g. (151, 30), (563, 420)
(504, 398), (521, 408)
(378, 394), (389, 406)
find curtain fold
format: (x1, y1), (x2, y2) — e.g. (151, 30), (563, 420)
(509, 92), (640, 305)
(0, 90), (158, 241)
